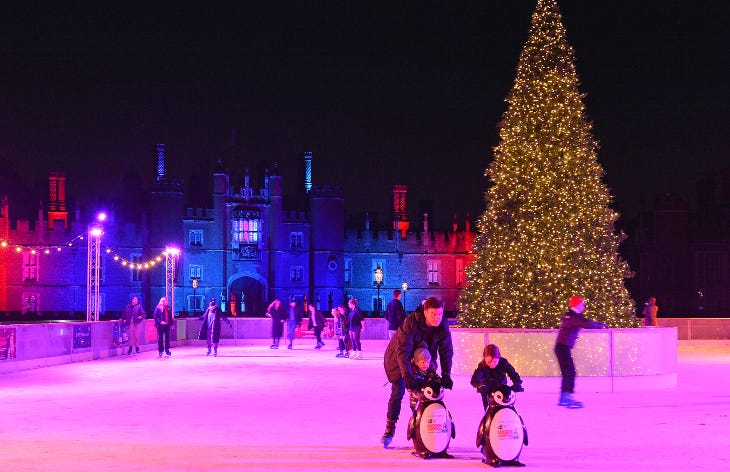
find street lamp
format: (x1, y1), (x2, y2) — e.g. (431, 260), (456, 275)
(374, 267), (384, 316)
(401, 282), (408, 312)
(191, 277), (199, 317)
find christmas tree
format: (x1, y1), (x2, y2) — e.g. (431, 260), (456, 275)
(459, 0), (637, 328)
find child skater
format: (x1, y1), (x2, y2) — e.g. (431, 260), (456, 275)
(408, 347), (442, 413)
(333, 306), (350, 358)
(470, 344), (524, 411)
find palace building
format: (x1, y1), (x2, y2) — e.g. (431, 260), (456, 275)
(0, 148), (475, 319)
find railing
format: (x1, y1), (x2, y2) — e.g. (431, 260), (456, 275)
(658, 318), (730, 343)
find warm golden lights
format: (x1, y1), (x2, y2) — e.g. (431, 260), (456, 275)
(458, 0), (637, 329)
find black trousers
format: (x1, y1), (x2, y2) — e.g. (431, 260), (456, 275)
(157, 324), (171, 352)
(554, 343), (576, 393)
(386, 377), (406, 422)
(313, 325), (323, 344)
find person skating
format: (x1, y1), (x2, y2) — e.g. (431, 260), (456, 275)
(470, 343), (523, 411)
(197, 298), (232, 357)
(554, 295), (607, 408)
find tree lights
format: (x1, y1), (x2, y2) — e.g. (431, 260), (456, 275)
(458, 0), (637, 329)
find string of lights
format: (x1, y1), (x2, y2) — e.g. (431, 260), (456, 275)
(0, 235), (172, 271)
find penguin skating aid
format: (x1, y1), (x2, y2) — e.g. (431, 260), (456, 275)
(406, 380), (455, 459)
(476, 385), (528, 467)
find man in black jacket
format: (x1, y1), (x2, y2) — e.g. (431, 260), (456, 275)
(384, 289), (406, 340)
(380, 296), (453, 447)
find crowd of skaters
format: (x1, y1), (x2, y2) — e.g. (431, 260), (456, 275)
(118, 290), (642, 455)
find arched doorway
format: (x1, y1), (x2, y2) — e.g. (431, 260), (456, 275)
(228, 276), (265, 317)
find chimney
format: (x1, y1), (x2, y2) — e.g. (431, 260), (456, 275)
(392, 184), (410, 237)
(156, 144), (166, 181)
(303, 151), (313, 194)
(47, 172), (68, 229)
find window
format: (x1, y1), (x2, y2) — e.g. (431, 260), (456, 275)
(290, 266), (303, 282)
(290, 232), (303, 248)
(232, 211), (261, 244)
(697, 252), (726, 283)
(344, 258), (352, 285)
(427, 260), (440, 285)
(22, 292), (40, 314)
(23, 252), (39, 281)
(130, 255), (142, 282)
(373, 296), (382, 313)
(189, 264), (203, 280)
(189, 230), (203, 246)
(456, 259), (464, 285)
(188, 295), (204, 313)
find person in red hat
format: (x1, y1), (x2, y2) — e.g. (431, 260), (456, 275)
(553, 295), (607, 408)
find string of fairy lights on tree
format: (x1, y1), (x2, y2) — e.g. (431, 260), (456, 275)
(0, 236), (170, 271)
(458, 0), (637, 329)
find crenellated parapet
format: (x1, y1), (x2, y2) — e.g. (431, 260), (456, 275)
(343, 228), (474, 254)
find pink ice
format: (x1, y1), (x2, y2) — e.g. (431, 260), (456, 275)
(1, 341), (728, 471)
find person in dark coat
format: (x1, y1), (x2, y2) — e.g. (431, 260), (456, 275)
(307, 304), (326, 349)
(347, 298), (365, 358)
(119, 296), (146, 355)
(408, 347), (442, 413)
(333, 305), (350, 358)
(152, 297), (173, 357)
(380, 296), (453, 447)
(470, 343), (523, 410)
(198, 298), (232, 357)
(284, 299), (304, 349)
(266, 299), (285, 349)
(384, 289), (406, 340)
(554, 295), (607, 408)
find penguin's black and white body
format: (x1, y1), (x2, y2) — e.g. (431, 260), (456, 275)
(476, 384), (528, 467)
(406, 379), (456, 459)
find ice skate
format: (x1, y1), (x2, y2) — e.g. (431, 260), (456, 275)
(558, 392), (583, 408)
(381, 420), (396, 448)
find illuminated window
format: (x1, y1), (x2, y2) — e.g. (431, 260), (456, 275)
(189, 230), (203, 246)
(22, 252), (39, 281)
(290, 266), (303, 282)
(290, 232), (303, 248)
(427, 260), (440, 285)
(232, 210), (260, 244)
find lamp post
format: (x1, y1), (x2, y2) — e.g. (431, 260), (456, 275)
(374, 267), (384, 316)
(191, 277), (199, 317)
(401, 282), (408, 312)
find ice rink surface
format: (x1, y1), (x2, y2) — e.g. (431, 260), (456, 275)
(1, 340), (729, 471)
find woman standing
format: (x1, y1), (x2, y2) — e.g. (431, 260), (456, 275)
(266, 299), (285, 349)
(153, 297), (173, 357)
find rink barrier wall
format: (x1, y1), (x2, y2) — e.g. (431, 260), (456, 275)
(0, 318), (711, 387)
(450, 327), (678, 392)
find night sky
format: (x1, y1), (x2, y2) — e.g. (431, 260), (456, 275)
(1, 1), (727, 229)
